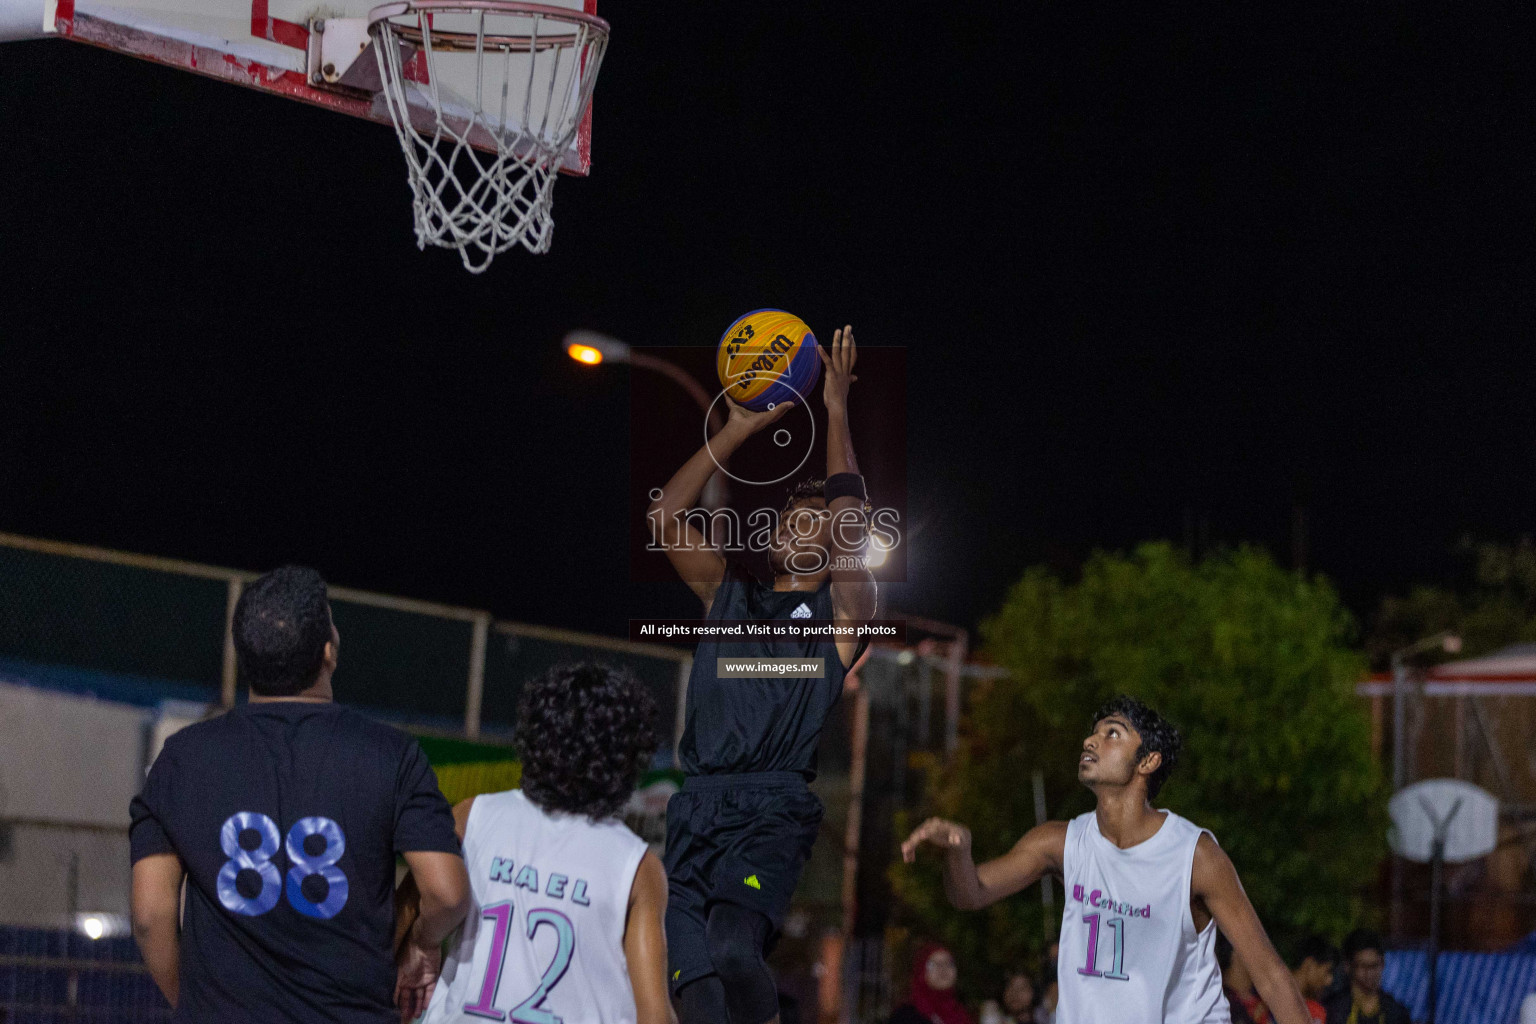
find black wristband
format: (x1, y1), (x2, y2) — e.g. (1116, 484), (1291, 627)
(824, 472), (867, 504)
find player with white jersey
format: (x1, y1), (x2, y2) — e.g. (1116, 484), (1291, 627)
(902, 696), (1311, 1024)
(396, 663), (675, 1024)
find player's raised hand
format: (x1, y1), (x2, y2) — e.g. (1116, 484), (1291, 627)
(818, 324), (859, 413)
(901, 816), (972, 863)
(724, 396), (795, 437)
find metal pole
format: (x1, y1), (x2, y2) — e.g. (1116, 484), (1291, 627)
(66, 850), (79, 919)
(66, 851), (81, 1012)
(628, 352), (725, 435)
(842, 685), (871, 939)
(673, 657), (691, 768)
(221, 577), (243, 707)
(1420, 796), (1459, 1024)
(1390, 652), (1406, 938)
(629, 351), (729, 510)
(1391, 653), (1407, 791)
(943, 632), (968, 757)
(464, 613), (489, 740)
(1033, 769), (1055, 942)
(840, 668), (874, 1024)
(1427, 835), (1444, 1024)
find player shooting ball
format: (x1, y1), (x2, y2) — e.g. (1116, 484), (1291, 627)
(647, 326), (878, 1024)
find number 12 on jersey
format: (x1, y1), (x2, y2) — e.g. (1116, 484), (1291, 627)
(1077, 913), (1131, 981)
(464, 902), (576, 1023)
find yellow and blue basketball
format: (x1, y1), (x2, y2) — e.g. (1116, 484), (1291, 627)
(715, 309), (820, 412)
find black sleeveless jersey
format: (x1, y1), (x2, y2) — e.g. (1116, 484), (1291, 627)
(678, 562), (854, 779)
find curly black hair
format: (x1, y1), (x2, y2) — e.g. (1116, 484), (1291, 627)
(232, 566), (333, 697)
(1091, 695), (1181, 800)
(515, 663), (660, 820)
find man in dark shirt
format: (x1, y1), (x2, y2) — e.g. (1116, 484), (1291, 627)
(647, 327), (878, 1024)
(129, 566), (470, 1023)
(1323, 930), (1409, 1024)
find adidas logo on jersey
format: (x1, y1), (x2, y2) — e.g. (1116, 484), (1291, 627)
(744, 875), (762, 890)
(790, 603), (812, 619)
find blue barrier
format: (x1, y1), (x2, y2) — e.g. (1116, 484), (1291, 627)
(1384, 948), (1536, 1024)
(0, 926), (169, 1022)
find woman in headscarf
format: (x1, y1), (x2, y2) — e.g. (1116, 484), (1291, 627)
(889, 943), (975, 1024)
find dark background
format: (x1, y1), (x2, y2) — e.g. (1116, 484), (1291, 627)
(3, 5), (1535, 638)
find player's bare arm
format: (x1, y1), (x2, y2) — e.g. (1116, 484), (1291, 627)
(1192, 834), (1311, 1024)
(820, 325), (878, 667)
(391, 795), (473, 942)
(900, 818), (1068, 912)
(394, 798), (476, 1019)
(393, 850), (470, 1020)
(648, 398), (794, 611)
(130, 852), (185, 1009)
(624, 850), (678, 1024)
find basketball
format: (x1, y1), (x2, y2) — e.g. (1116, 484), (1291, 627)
(715, 309), (821, 412)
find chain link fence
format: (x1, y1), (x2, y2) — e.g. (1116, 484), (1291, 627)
(0, 531), (689, 742)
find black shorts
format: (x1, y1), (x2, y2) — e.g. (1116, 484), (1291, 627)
(662, 771), (823, 995)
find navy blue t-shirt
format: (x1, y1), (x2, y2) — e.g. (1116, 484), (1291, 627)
(129, 700), (460, 1024)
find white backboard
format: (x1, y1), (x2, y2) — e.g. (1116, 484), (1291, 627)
(1388, 778), (1499, 864)
(0, 0), (597, 173)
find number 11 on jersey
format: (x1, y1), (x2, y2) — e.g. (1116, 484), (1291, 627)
(1077, 913), (1131, 981)
(464, 902), (576, 1023)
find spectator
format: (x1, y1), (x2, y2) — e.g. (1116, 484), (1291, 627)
(890, 943), (975, 1024)
(1001, 972), (1036, 1024)
(1323, 930), (1409, 1024)
(1290, 936), (1339, 1024)
(979, 971), (1036, 1024)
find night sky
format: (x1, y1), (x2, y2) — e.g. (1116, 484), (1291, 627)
(3, 6), (1535, 639)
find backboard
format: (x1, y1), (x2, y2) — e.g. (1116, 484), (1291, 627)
(1388, 778), (1499, 865)
(0, 0), (596, 174)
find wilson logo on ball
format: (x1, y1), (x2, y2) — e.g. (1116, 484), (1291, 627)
(715, 309), (820, 412)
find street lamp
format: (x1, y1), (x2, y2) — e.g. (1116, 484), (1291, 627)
(564, 330), (628, 366)
(1391, 630), (1462, 792)
(564, 330), (729, 509)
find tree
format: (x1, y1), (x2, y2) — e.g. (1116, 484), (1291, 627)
(1369, 536), (1536, 666)
(891, 542), (1385, 994)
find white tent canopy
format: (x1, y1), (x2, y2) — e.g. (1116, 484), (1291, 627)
(1360, 644), (1536, 696)
(1423, 643), (1536, 695)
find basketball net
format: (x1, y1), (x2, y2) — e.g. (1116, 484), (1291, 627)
(368, 1), (609, 273)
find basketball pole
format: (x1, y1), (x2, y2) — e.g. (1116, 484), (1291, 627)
(1428, 831), (1443, 1024)
(1388, 632), (1461, 939)
(1422, 796), (1462, 1024)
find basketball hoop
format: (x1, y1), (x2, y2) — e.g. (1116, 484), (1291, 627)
(367, 0), (609, 273)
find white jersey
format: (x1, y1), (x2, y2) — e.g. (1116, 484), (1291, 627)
(422, 789), (649, 1024)
(1056, 810), (1229, 1024)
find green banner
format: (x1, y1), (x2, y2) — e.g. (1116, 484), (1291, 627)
(414, 731), (682, 807)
